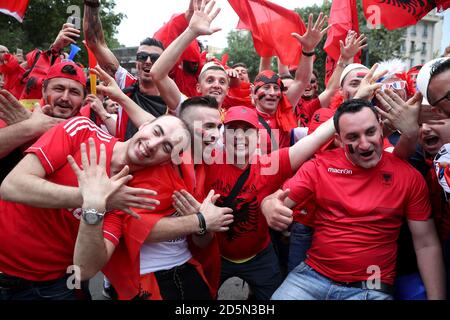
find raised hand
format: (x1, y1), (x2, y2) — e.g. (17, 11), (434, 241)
(51, 23), (80, 52)
(0, 89), (31, 125)
(353, 63), (387, 101)
(200, 190), (234, 233)
(340, 31), (367, 62)
(68, 138), (160, 218)
(188, 0), (221, 36)
(261, 189), (293, 231)
(291, 12), (330, 52)
(375, 90), (421, 138)
(85, 94), (110, 121)
(91, 66), (124, 100)
(68, 138), (131, 209)
(185, 0), (212, 23)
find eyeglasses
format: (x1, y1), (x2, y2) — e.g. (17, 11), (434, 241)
(430, 90), (450, 106)
(381, 80), (406, 91)
(136, 52), (160, 63)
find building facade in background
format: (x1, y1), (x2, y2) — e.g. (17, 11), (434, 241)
(112, 46), (138, 76)
(401, 10), (444, 68)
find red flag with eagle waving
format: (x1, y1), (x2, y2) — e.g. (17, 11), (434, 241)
(0, 0), (30, 22)
(228, 0), (306, 67)
(363, 0), (449, 30)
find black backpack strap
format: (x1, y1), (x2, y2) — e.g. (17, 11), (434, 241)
(21, 50), (42, 81)
(258, 114), (279, 151)
(221, 165), (251, 208)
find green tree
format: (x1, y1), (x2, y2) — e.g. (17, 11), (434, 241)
(222, 30), (261, 82)
(0, 0), (123, 64)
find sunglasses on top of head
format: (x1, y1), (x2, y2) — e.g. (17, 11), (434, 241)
(136, 52), (160, 63)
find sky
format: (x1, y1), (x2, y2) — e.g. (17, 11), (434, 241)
(115, 0), (324, 49)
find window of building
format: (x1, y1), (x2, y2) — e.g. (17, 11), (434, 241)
(423, 24), (428, 37)
(410, 41), (416, 53)
(411, 25), (417, 36)
(421, 42), (427, 55)
(400, 41), (406, 53)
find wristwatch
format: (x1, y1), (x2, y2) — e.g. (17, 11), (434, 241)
(82, 208), (106, 225)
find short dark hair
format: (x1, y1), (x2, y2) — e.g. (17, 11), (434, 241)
(430, 58), (450, 82)
(333, 99), (378, 134)
(139, 37), (165, 50)
(180, 96), (219, 117)
(231, 62), (247, 69)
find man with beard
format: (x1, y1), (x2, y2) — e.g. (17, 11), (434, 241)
(263, 99), (445, 300)
(0, 61), (86, 182)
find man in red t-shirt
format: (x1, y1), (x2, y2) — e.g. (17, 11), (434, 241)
(0, 61), (87, 183)
(173, 105), (335, 300)
(262, 99), (446, 300)
(0, 106), (190, 299)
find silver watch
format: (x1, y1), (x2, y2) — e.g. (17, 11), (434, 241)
(81, 208), (106, 225)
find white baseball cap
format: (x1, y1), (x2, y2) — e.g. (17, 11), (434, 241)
(339, 63), (369, 86)
(416, 57), (449, 105)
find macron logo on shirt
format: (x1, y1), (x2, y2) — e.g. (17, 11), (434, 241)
(327, 167), (353, 175)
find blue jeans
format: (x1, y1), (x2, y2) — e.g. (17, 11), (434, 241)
(288, 222), (313, 273)
(394, 273), (426, 300)
(220, 243), (283, 300)
(0, 276), (90, 300)
(272, 262), (393, 300)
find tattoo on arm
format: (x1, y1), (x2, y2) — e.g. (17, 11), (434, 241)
(85, 6), (105, 45)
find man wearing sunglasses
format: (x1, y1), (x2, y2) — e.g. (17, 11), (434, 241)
(417, 57), (450, 117)
(84, 1), (175, 141)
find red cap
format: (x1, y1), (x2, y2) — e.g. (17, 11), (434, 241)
(45, 61), (87, 87)
(224, 106), (259, 128)
(308, 108), (335, 151)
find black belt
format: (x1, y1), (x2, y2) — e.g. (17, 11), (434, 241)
(333, 279), (394, 295)
(0, 272), (64, 290)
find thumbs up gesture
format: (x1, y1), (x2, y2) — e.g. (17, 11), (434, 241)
(261, 189), (293, 231)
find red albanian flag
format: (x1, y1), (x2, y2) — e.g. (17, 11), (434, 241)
(362, 0), (436, 30)
(324, 0), (361, 84)
(0, 0), (30, 22)
(436, 1), (450, 11)
(228, 0), (306, 67)
(324, 0), (360, 61)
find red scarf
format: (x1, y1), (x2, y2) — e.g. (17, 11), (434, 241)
(102, 162), (220, 299)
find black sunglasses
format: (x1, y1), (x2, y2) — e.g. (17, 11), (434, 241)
(136, 52), (160, 63)
(431, 90), (450, 106)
